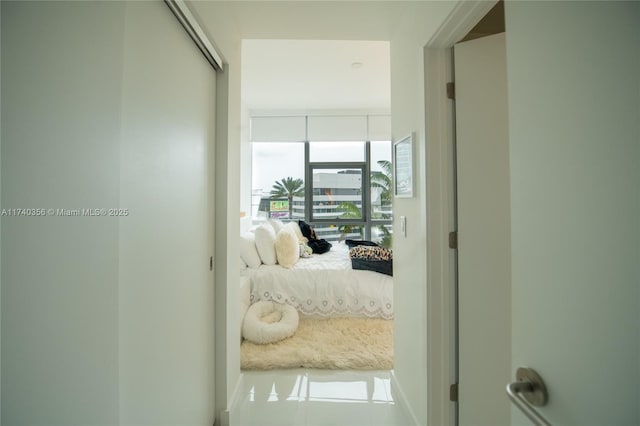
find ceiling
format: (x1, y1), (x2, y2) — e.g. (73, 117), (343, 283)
(241, 39), (391, 111)
(191, 1), (461, 113)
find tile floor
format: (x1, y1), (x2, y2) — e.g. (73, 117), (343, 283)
(231, 369), (414, 426)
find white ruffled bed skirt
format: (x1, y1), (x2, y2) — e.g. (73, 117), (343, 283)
(243, 243), (393, 320)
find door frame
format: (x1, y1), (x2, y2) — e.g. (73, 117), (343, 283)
(423, 2), (498, 425)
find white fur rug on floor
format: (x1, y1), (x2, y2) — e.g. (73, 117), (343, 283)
(241, 317), (393, 370)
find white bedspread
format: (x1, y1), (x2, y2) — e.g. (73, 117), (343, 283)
(242, 243), (393, 319)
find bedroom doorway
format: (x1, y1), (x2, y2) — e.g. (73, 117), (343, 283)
(423, 1), (506, 424)
(236, 38), (398, 425)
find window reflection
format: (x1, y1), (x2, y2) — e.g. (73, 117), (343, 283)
(249, 372), (395, 404)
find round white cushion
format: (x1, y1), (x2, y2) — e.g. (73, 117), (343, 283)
(242, 301), (299, 344)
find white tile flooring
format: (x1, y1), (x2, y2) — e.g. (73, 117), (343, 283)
(231, 369), (414, 426)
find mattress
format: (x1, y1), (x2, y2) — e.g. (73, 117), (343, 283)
(241, 242), (393, 319)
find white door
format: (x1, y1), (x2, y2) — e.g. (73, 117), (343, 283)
(454, 32), (511, 426)
(118, 2), (216, 425)
(505, 2), (639, 424)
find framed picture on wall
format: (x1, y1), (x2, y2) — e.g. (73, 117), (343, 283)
(393, 134), (414, 198)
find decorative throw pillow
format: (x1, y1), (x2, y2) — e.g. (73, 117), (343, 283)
(275, 228), (300, 268)
(254, 223), (277, 265)
(349, 246), (393, 276)
(240, 232), (262, 269)
(349, 246), (393, 261)
(267, 218), (284, 233)
(284, 221), (307, 243)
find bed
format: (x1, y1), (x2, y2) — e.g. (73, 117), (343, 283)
(240, 223), (393, 320)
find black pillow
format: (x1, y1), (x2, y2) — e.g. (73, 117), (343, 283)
(298, 220), (332, 254)
(309, 239), (332, 255)
(298, 220), (317, 241)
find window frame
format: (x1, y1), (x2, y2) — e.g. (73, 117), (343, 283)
(306, 162), (368, 224)
(304, 141), (392, 242)
(251, 139), (392, 242)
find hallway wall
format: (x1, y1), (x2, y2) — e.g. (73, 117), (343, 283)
(1, 2), (217, 424)
(389, 3), (457, 423)
(1, 2), (124, 423)
(0, 2), (3, 421)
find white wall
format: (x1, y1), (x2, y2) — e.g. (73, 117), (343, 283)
(0, 2), (4, 420)
(1, 1), (218, 424)
(240, 102), (252, 217)
(506, 2), (639, 424)
(117, 2), (216, 425)
(388, 3), (456, 424)
(0, 3), (3, 423)
(1, 2), (124, 423)
(389, 28), (429, 426)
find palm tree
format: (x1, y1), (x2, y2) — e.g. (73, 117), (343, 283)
(370, 160), (394, 248)
(371, 160), (393, 207)
(336, 201), (363, 241)
(338, 160), (393, 247)
(270, 177), (304, 219)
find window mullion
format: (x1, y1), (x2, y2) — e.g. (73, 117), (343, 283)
(304, 140), (311, 223)
(364, 141), (371, 240)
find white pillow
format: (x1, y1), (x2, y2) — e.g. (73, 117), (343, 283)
(284, 221), (307, 243)
(254, 223), (277, 265)
(268, 218), (284, 233)
(275, 228), (300, 269)
(240, 232), (262, 269)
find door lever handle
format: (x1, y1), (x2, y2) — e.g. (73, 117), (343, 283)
(506, 367), (551, 426)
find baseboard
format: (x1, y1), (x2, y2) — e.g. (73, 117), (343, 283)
(226, 372), (245, 425)
(216, 409), (229, 426)
(390, 370), (420, 426)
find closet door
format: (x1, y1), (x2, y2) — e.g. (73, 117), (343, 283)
(118, 2), (216, 425)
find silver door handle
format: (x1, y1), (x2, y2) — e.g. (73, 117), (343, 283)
(506, 367), (551, 426)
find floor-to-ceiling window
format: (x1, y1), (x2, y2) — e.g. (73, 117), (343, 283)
(252, 142), (306, 220)
(251, 134), (392, 246)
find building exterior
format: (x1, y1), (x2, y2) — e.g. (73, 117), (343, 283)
(254, 171), (388, 242)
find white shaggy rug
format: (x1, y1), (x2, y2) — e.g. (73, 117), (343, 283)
(241, 317), (393, 370)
